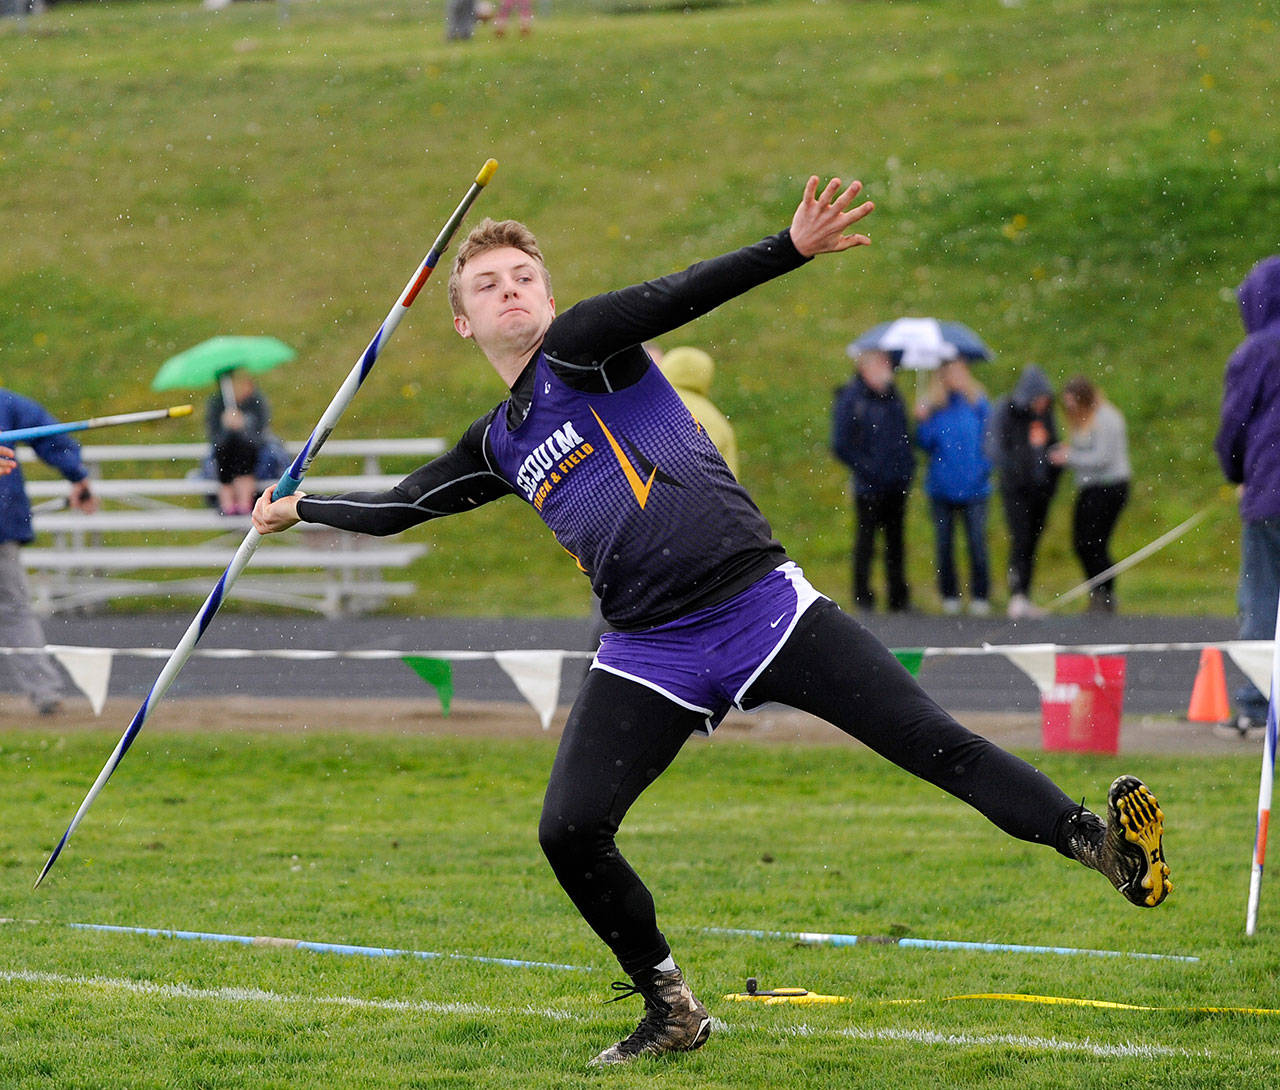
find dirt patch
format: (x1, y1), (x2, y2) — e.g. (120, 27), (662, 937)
(1, 695), (1254, 755)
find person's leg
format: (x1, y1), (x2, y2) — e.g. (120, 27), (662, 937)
(1022, 486), (1055, 596)
(744, 600), (1170, 907)
(540, 668), (711, 1062)
(962, 496), (991, 605)
(1091, 482), (1128, 604)
(748, 599), (1075, 842)
(1235, 516), (1280, 722)
(852, 493), (877, 610)
(1002, 487), (1034, 597)
(882, 490), (910, 611)
(930, 497), (959, 606)
(0, 542), (64, 712)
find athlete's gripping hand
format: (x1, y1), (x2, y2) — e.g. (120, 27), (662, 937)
(252, 485), (304, 535)
(0, 445), (15, 477)
(789, 175), (873, 258)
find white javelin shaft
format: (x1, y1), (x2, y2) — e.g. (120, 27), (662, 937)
(0, 405), (193, 444)
(34, 159), (498, 889)
(1045, 509), (1208, 610)
(1245, 591), (1280, 935)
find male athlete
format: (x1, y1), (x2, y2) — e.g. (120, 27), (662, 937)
(254, 175), (1171, 1065)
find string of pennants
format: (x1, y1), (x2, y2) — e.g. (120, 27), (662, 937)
(2, 640), (1274, 731)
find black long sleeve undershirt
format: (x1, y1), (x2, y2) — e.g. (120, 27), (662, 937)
(296, 230), (807, 538)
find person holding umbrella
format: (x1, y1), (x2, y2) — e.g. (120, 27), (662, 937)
(0, 385), (97, 715)
(915, 356), (994, 615)
(152, 336), (293, 516)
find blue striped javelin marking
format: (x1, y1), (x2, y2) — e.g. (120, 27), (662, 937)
(62, 921), (589, 971)
(703, 927), (1199, 963)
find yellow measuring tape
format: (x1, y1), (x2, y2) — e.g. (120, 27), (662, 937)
(724, 987), (1280, 1016)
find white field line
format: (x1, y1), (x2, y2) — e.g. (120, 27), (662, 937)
(2, 968), (1211, 1059)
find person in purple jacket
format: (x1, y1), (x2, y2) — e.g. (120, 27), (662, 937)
(254, 176), (1171, 1066)
(1215, 255), (1280, 734)
(0, 387), (97, 715)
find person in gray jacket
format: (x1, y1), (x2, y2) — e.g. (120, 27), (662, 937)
(1050, 376), (1130, 612)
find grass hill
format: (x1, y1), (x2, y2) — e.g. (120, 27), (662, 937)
(2, 0), (1276, 616)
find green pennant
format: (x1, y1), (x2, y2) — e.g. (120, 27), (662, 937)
(402, 656), (453, 716)
(893, 648), (925, 677)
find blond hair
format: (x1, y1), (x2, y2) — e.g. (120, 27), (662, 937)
(448, 218), (552, 316)
(923, 358), (984, 411)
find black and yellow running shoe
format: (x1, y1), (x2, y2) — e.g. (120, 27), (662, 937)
(1064, 776), (1171, 908)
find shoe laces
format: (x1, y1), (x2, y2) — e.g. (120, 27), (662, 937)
(607, 977), (673, 1012)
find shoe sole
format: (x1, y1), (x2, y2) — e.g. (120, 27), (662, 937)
(1109, 776), (1171, 907)
(590, 1013), (711, 1066)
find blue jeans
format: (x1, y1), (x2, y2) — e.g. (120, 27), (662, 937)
(930, 496), (990, 601)
(1236, 516), (1280, 720)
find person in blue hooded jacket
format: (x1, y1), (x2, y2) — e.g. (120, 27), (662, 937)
(1215, 255), (1280, 733)
(831, 347), (915, 611)
(915, 357), (992, 614)
(0, 386), (97, 714)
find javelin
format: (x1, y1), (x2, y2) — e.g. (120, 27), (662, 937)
(1246, 591), (1279, 936)
(1044, 507), (1211, 611)
(0, 404), (193, 444)
(34, 158), (499, 889)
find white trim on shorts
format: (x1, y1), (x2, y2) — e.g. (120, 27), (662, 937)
(732, 562), (827, 713)
(589, 661), (719, 732)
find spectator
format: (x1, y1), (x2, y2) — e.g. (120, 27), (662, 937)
(445, 0), (476, 40)
(204, 368), (288, 515)
(985, 365), (1062, 619)
(493, 0), (532, 37)
(831, 348), (914, 611)
(657, 346), (740, 478)
(915, 357), (992, 615)
(0, 387), (98, 715)
(1050, 375), (1130, 613)
(1214, 254), (1280, 732)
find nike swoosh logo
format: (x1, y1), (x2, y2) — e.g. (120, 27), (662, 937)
(769, 613), (788, 629)
(591, 407), (658, 510)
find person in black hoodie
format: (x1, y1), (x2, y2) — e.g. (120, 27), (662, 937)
(985, 365), (1061, 619)
(831, 348), (915, 611)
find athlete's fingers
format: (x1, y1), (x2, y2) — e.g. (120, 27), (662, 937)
(832, 179), (865, 210)
(801, 174), (821, 206)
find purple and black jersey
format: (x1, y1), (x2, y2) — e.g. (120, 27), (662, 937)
(295, 230), (806, 629)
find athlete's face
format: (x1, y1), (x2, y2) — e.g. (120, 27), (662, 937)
(453, 247), (556, 358)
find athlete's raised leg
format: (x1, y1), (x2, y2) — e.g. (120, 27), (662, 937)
(746, 600), (1170, 904)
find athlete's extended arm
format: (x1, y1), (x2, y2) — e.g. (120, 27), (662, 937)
(253, 413), (515, 538)
(544, 175), (872, 374)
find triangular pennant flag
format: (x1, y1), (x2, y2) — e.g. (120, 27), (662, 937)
(998, 644), (1059, 694)
(1225, 641), (1274, 696)
(51, 647), (113, 716)
(893, 648), (925, 677)
(401, 656), (453, 715)
(494, 650), (564, 730)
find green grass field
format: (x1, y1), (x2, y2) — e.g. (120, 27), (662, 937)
(3, 0), (1277, 616)
(2, 724), (1278, 1087)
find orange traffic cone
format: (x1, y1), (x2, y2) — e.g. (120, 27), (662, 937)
(1187, 647), (1230, 723)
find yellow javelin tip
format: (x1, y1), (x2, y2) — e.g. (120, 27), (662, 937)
(476, 159), (499, 186)
(170, 405), (195, 418)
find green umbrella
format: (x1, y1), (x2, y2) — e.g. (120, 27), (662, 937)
(151, 336), (296, 392)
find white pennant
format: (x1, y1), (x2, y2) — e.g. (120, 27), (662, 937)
(494, 650), (564, 731)
(995, 644), (1059, 694)
(50, 648), (113, 716)
(1225, 641), (1275, 695)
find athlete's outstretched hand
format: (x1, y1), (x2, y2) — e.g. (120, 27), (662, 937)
(252, 485), (303, 535)
(788, 176), (873, 258)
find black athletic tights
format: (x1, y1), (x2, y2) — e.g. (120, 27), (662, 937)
(538, 599), (1079, 976)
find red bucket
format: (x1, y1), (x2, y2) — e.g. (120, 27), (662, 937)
(1040, 654), (1126, 755)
